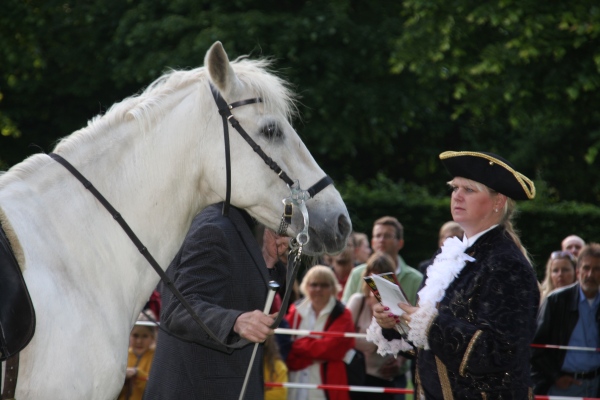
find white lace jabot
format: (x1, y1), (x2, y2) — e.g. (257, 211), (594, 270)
(366, 236), (475, 353)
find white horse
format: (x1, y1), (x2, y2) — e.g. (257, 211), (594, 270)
(0, 41), (351, 399)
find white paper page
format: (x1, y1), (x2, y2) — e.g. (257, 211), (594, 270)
(371, 274), (409, 316)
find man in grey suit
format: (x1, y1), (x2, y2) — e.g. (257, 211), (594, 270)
(144, 202), (286, 399)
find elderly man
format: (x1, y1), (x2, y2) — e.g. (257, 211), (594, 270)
(532, 243), (600, 397)
(562, 235), (586, 258)
(145, 203), (284, 399)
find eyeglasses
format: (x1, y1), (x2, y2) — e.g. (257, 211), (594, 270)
(551, 251), (576, 263)
(373, 233), (396, 240)
(308, 282), (331, 289)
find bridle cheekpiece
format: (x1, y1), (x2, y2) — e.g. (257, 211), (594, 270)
(208, 82), (332, 246)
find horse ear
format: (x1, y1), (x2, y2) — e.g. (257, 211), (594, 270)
(205, 41), (238, 94)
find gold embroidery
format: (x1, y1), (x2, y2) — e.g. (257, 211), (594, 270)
(415, 360), (424, 399)
(528, 387), (533, 399)
(435, 356), (454, 400)
(439, 151), (536, 199)
(459, 330), (483, 377)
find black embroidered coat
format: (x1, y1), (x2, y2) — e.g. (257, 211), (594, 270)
(389, 227), (539, 399)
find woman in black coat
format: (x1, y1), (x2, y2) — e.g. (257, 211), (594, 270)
(369, 151), (539, 399)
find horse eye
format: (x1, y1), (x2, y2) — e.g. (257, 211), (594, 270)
(261, 123), (282, 140)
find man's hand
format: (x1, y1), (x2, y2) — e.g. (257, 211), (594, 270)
(233, 310), (276, 343)
(555, 374), (581, 389)
(125, 367), (137, 379)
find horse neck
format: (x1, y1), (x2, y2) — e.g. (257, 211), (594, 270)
(45, 88), (221, 315)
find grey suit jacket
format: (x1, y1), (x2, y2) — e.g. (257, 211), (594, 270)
(144, 203), (271, 400)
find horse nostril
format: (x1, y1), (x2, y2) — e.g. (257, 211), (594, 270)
(337, 214), (352, 239)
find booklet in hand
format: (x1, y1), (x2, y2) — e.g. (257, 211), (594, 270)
(363, 272), (411, 334)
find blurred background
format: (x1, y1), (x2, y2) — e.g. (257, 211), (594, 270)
(1, 0), (599, 273)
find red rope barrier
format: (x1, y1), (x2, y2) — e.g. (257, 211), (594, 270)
(137, 322), (600, 352)
(265, 382), (600, 399)
(530, 343), (600, 352)
(274, 328), (600, 352)
(265, 382), (412, 394)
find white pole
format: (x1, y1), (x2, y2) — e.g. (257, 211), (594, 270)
(238, 281), (279, 400)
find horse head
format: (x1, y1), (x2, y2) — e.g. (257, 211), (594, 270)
(202, 42), (351, 255)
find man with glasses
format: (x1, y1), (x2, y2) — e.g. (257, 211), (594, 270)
(341, 216), (422, 306)
(341, 216), (423, 399)
(532, 243), (600, 397)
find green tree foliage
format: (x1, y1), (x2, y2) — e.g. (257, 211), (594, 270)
(1, 0), (599, 205)
(1, 0), (418, 181)
(389, 0), (600, 202)
(0, 0), (132, 167)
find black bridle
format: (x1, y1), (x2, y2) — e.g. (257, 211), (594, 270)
(209, 83), (332, 237)
(47, 82), (333, 350)
(208, 82), (333, 330)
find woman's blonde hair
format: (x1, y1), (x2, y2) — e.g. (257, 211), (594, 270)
(539, 251), (576, 301)
(498, 198), (532, 265)
(299, 265), (341, 297)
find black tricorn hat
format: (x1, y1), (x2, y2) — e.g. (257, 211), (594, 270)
(439, 151), (535, 200)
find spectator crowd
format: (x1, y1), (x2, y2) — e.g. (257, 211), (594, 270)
(119, 151), (600, 399)
(121, 219), (600, 399)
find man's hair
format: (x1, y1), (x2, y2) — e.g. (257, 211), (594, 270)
(577, 243), (600, 267)
(351, 232), (369, 248)
(373, 216), (404, 240)
(439, 221), (462, 237)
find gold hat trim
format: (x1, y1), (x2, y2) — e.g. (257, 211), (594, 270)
(439, 151), (536, 200)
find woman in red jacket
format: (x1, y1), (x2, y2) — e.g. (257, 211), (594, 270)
(286, 265), (355, 400)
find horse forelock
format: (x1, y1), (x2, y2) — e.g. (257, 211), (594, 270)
(229, 57), (299, 121)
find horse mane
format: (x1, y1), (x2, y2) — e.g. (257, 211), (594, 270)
(0, 57), (298, 186)
(57, 57), (298, 152)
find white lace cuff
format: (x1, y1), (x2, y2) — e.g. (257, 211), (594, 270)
(406, 304), (438, 350)
(366, 317), (413, 356)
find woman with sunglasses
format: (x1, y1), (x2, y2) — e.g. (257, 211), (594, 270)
(369, 151), (539, 399)
(285, 265), (355, 400)
(540, 251), (577, 303)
